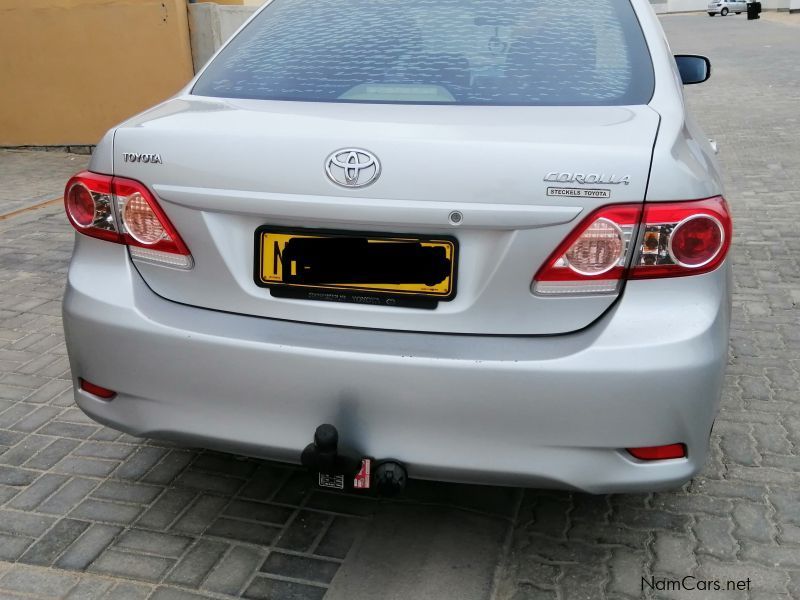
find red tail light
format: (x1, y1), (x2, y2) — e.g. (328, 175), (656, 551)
(79, 379), (117, 400)
(533, 204), (641, 295)
(627, 444), (687, 461)
(64, 171), (192, 269)
(65, 172), (119, 242)
(533, 197), (731, 295)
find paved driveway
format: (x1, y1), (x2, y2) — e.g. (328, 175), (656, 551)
(0, 12), (798, 600)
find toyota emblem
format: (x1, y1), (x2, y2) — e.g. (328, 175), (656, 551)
(325, 149), (381, 188)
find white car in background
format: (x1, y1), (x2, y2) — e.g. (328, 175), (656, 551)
(708, 0), (747, 15)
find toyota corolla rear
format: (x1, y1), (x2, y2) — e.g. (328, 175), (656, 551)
(62, 0), (731, 493)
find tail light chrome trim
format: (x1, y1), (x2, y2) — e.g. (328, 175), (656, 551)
(65, 182), (97, 229)
(666, 214), (726, 269)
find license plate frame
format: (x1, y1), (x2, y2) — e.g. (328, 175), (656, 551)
(253, 225), (458, 308)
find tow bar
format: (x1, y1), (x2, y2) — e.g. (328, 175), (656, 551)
(300, 424), (408, 497)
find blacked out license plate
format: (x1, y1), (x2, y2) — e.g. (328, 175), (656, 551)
(254, 226), (458, 309)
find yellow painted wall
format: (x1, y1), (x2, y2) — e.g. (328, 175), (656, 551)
(0, 0), (195, 146)
(195, 0), (264, 5)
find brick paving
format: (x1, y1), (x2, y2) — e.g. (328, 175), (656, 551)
(498, 14), (800, 600)
(0, 150), (87, 215)
(0, 12), (799, 600)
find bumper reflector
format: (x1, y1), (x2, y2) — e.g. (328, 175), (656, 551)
(627, 444), (686, 461)
(79, 379), (117, 399)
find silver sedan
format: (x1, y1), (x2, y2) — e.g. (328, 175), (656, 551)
(62, 0), (731, 494)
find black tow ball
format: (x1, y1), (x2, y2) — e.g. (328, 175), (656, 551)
(300, 424), (408, 497)
(301, 424), (361, 478)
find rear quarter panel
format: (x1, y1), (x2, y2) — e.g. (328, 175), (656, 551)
(631, 0), (725, 202)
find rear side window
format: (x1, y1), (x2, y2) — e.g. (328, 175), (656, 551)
(192, 0), (655, 106)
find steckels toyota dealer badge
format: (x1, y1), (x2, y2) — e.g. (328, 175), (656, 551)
(547, 187), (611, 199)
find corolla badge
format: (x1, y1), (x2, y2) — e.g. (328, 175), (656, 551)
(326, 149), (381, 188)
(544, 172), (631, 185)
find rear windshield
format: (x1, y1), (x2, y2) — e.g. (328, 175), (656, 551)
(192, 0), (655, 106)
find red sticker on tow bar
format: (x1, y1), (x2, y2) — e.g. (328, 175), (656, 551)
(354, 458), (371, 489)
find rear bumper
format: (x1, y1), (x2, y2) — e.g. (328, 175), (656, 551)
(63, 239), (730, 493)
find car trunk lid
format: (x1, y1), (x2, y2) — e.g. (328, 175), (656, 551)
(113, 96), (659, 335)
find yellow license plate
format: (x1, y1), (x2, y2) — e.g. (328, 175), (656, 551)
(254, 227), (458, 302)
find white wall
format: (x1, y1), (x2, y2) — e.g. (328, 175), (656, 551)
(188, 3), (258, 72)
(667, 0), (711, 12)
